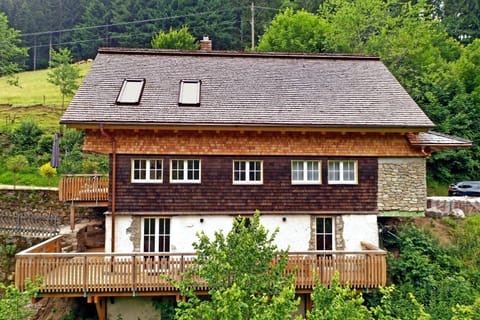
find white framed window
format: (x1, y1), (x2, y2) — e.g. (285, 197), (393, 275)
(116, 79), (145, 104)
(233, 160), (263, 185)
(170, 159), (201, 183)
(142, 217), (170, 268)
(179, 80), (201, 105)
(131, 159), (163, 183)
(328, 160), (357, 184)
(316, 217), (334, 251)
(291, 160), (321, 184)
(142, 218), (170, 253)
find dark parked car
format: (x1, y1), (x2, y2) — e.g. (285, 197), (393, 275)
(448, 181), (480, 196)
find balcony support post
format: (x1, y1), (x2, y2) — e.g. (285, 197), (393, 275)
(70, 203), (75, 231)
(94, 296), (106, 320)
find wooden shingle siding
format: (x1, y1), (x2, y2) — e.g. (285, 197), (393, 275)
(112, 155), (377, 213)
(84, 130), (422, 157)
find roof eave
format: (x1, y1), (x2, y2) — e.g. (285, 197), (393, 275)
(60, 120), (434, 133)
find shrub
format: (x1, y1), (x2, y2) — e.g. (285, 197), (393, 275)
(5, 154), (28, 188)
(39, 162), (57, 185)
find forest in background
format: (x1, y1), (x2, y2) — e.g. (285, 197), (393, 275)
(2, 0), (478, 70)
(1, 0), (480, 187)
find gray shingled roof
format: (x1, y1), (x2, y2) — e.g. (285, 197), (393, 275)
(61, 48), (435, 129)
(407, 131), (472, 147)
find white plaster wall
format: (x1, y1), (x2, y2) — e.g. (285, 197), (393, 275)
(170, 215), (234, 252)
(260, 215), (310, 251)
(342, 214), (379, 251)
(109, 214), (378, 253)
(170, 215), (311, 252)
(105, 215), (134, 253)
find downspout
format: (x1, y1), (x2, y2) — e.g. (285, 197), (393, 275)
(100, 124), (116, 253)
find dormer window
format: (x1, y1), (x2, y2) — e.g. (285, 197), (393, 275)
(116, 79), (145, 104)
(179, 80), (201, 106)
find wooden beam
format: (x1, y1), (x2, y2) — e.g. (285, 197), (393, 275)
(70, 204), (75, 231)
(94, 296), (106, 320)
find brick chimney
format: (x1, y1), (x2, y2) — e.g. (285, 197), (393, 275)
(200, 36), (212, 51)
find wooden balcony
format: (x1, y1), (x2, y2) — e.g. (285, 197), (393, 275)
(59, 174), (109, 205)
(16, 236), (386, 298)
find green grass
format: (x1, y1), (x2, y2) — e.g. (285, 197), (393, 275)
(0, 105), (64, 133)
(0, 165), (60, 188)
(427, 178), (449, 196)
(0, 62), (91, 106)
(0, 63), (91, 132)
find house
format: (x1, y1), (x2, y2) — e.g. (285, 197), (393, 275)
(15, 39), (471, 319)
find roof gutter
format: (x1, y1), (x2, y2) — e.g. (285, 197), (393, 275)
(100, 124), (116, 253)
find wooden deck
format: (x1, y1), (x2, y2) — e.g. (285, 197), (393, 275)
(16, 236), (386, 297)
(59, 174), (109, 204)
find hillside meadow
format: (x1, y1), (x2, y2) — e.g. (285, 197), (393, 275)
(0, 62), (91, 132)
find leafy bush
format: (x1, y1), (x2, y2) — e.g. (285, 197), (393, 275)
(308, 273), (372, 320)
(39, 162), (57, 184)
(370, 286), (431, 320)
(5, 154), (28, 187)
(453, 297), (480, 320)
(10, 120), (43, 163)
(384, 224), (460, 287)
(0, 278), (41, 320)
(382, 223), (479, 319)
(451, 215), (480, 287)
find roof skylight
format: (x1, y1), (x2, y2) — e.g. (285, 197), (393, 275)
(179, 80), (201, 106)
(116, 79), (145, 104)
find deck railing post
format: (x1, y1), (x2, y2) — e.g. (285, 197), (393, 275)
(132, 255), (137, 294)
(83, 256), (88, 294)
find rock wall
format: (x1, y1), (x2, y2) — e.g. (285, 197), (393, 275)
(427, 197), (480, 217)
(378, 158), (426, 215)
(0, 189), (70, 223)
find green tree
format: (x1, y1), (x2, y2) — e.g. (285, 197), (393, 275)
(71, 0), (112, 59)
(59, 129), (85, 173)
(257, 8), (328, 52)
(307, 273), (372, 320)
(453, 297), (480, 320)
(151, 26), (199, 50)
(0, 278), (41, 320)
(11, 120), (44, 164)
(382, 223), (477, 319)
(6, 154), (28, 189)
(370, 286), (431, 320)
(174, 211), (300, 319)
(427, 40), (480, 182)
(319, 0), (389, 54)
(110, 0), (167, 48)
(47, 48), (81, 112)
(0, 12), (28, 84)
(443, 0), (480, 44)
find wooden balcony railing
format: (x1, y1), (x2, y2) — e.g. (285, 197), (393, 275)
(59, 174), (109, 203)
(16, 237), (386, 296)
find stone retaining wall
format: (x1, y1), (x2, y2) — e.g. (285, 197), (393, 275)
(427, 197), (480, 217)
(0, 189), (70, 223)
